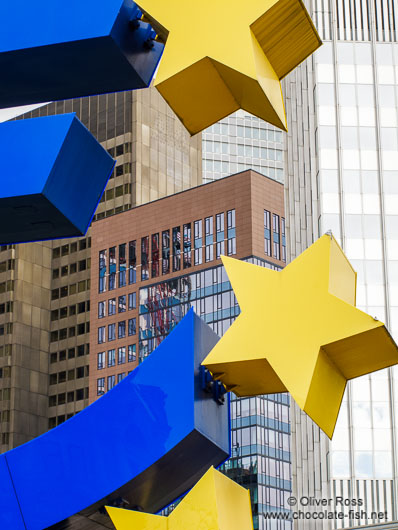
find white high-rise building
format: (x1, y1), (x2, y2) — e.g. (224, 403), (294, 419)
(284, 0), (398, 527)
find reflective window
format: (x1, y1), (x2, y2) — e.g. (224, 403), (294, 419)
(141, 237), (149, 281)
(128, 240), (136, 284)
(107, 349), (115, 367)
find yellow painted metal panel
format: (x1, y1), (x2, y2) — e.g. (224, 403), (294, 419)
(106, 507), (167, 530)
(202, 234), (398, 438)
(106, 468), (253, 530)
(136, 0), (321, 134)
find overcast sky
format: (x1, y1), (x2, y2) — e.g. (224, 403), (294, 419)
(0, 103), (49, 122)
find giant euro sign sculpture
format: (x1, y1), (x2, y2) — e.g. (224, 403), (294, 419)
(0, 311), (229, 530)
(106, 467), (254, 530)
(0, 0), (163, 108)
(203, 234), (398, 439)
(136, 0), (322, 134)
(0, 114), (115, 244)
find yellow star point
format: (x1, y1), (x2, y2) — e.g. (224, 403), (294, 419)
(202, 235), (398, 439)
(106, 467), (253, 530)
(137, 0), (322, 134)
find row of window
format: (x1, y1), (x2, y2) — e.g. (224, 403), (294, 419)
(0, 301), (13, 315)
(50, 322), (90, 343)
(97, 344), (137, 369)
(97, 373), (129, 395)
(264, 211), (286, 262)
(93, 203), (132, 222)
(49, 411), (83, 429)
(205, 123), (283, 143)
(50, 344), (89, 363)
(0, 344), (12, 357)
(0, 388), (10, 401)
(0, 259), (14, 273)
(98, 318), (136, 343)
(100, 181), (131, 202)
(1, 410), (10, 423)
(0, 280), (14, 294)
(0, 245), (14, 252)
(204, 141), (283, 160)
(49, 387), (88, 407)
(49, 365), (89, 385)
(98, 292), (136, 318)
(52, 238), (91, 259)
(0, 323), (13, 336)
(0, 366), (11, 379)
(98, 210), (237, 293)
(52, 259), (90, 279)
(51, 301), (90, 321)
(51, 279), (90, 300)
(106, 142), (131, 158)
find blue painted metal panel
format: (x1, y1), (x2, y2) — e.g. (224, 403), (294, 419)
(0, 457), (25, 530)
(0, 113), (115, 244)
(0, 0), (163, 108)
(1, 310), (230, 530)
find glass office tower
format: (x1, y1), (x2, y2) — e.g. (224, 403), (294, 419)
(284, 0), (398, 527)
(202, 110), (285, 184)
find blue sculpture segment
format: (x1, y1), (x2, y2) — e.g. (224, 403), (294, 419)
(0, 0), (164, 108)
(0, 113), (115, 244)
(0, 310), (230, 530)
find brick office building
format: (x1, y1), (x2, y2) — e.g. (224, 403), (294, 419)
(89, 170), (291, 530)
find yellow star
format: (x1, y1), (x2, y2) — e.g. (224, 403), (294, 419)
(136, 0), (322, 134)
(202, 234), (398, 438)
(106, 467), (253, 530)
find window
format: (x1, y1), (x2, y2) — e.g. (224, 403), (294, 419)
(109, 247), (116, 290)
(216, 213), (225, 258)
(162, 230), (170, 274)
(128, 292), (136, 310)
(117, 373), (126, 383)
(98, 326), (105, 344)
(227, 209), (236, 255)
(99, 249), (107, 293)
(205, 217), (213, 262)
(128, 240), (137, 284)
(264, 210), (271, 256)
(108, 323), (116, 341)
(118, 346), (126, 364)
(118, 321), (126, 339)
(194, 220), (203, 265)
(108, 349), (116, 367)
(151, 233), (160, 278)
(172, 226), (181, 271)
(108, 298), (116, 316)
(98, 301), (105, 319)
(128, 344), (136, 362)
(118, 295), (126, 313)
(97, 352), (105, 370)
(141, 236), (149, 281)
(183, 224), (192, 269)
(281, 217), (286, 263)
(97, 378), (105, 396)
(273, 214), (280, 260)
(117, 243), (126, 287)
(107, 375), (116, 391)
(128, 318), (136, 336)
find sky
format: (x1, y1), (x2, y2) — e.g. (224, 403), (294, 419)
(0, 103), (49, 122)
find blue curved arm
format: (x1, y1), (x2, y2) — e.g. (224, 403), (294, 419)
(0, 0), (164, 109)
(0, 310), (230, 530)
